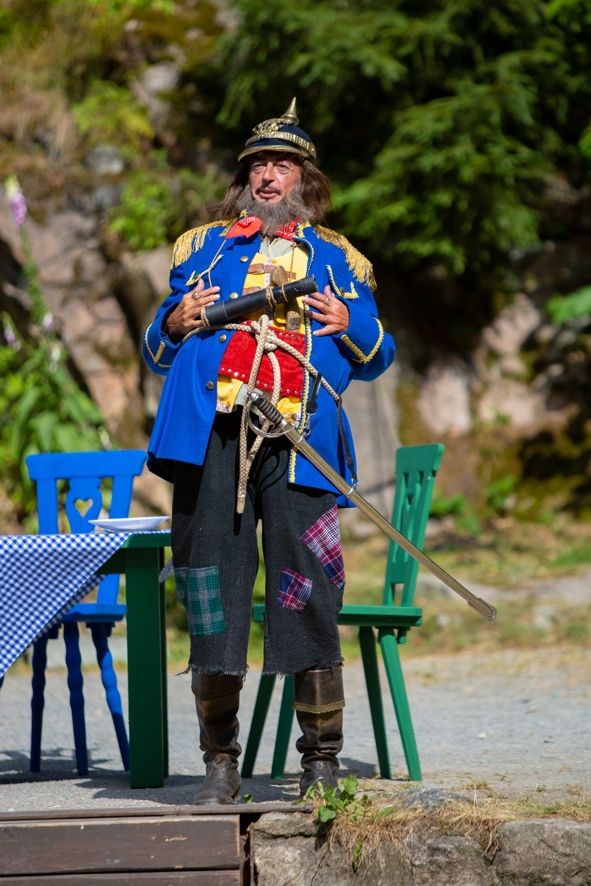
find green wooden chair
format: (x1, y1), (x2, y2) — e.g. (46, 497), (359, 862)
(241, 442), (445, 782)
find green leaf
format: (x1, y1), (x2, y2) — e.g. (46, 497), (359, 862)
(30, 412), (59, 451)
(547, 287), (591, 323)
(340, 775), (358, 799)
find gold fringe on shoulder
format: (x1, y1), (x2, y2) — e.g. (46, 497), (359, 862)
(171, 220), (231, 268)
(316, 226), (376, 291)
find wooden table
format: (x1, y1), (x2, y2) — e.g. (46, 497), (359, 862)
(102, 532), (171, 788)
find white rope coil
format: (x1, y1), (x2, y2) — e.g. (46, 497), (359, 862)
(182, 317), (341, 513)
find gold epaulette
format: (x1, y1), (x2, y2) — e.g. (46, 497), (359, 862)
(316, 226), (376, 291)
(171, 220), (232, 268)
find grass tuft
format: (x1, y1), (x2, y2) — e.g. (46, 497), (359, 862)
(318, 783), (591, 870)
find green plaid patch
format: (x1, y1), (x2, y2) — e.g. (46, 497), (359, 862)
(174, 566), (226, 636)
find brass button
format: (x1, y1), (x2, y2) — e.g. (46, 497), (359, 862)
(206, 380), (214, 391)
(219, 334), (227, 343)
(229, 292), (239, 299)
(240, 256), (249, 262)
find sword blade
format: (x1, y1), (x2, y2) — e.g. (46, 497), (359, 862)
(279, 420), (496, 621)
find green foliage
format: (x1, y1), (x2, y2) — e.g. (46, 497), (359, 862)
(0, 221), (107, 522)
(108, 169), (175, 251)
(0, 327), (107, 520)
(434, 471), (522, 531)
(547, 286), (591, 323)
(429, 492), (470, 519)
(73, 81), (154, 150)
(485, 474), (518, 516)
(210, 0), (591, 277)
(552, 543), (591, 569)
(107, 152), (225, 250)
(86, 0), (175, 12)
(310, 776), (371, 870)
(310, 775), (368, 825)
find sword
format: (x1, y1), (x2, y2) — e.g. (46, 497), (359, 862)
(247, 395), (497, 621)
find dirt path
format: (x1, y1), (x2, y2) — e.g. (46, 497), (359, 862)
(0, 644), (588, 812)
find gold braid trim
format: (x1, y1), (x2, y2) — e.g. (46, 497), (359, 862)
(341, 319), (385, 364)
(316, 226), (376, 291)
(326, 264), (360, 299)
(293, 700), (346, 714)
(143, 326), (172, 368)
(171, 220), (232, 268)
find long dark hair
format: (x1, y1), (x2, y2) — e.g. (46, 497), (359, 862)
(210, 157), (331, 223)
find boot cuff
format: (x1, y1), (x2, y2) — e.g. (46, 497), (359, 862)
(293, 666), (345, 714)
(192, 672), (244, 700)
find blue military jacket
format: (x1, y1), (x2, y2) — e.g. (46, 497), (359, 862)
(142, 220), (396, 505)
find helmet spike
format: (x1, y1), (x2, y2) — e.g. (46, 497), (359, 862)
(281, 97), (299, 126)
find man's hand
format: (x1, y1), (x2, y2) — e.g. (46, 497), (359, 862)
(165, 278), (220, 342)
(303, 285), (349, 336)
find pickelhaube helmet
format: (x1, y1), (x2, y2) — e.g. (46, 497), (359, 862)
(238, 98), (316, 163)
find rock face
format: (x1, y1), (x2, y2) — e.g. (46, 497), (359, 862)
(417, 293), (549, 439)
(495, 819), (591, 886)
(249, 811), (591, 886)
(417, 357), (472, 436)
(342, 366), (400, 516)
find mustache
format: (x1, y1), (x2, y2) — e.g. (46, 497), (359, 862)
(235, 184), (308, 235)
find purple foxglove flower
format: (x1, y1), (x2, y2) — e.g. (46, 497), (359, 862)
(4, 175), (27, 227)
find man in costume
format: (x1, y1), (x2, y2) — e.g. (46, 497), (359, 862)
(143, 99), (396, 804)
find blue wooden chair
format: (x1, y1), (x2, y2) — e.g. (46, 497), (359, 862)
(241, 443), (445, 783)
(25, 449), (146, 776)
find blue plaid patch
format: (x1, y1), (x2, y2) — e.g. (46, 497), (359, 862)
(278, 568), (313, 612)
(175, 566), (226, 636)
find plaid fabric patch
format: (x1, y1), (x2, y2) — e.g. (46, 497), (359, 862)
(300, 505), (345, 588)
(174, 566), (226, 636)
(278, 567), (313, 612)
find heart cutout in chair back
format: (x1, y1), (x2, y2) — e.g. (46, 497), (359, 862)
(74, 498), (95, 518)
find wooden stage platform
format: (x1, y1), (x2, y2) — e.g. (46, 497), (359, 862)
(0, 802), (308, 884)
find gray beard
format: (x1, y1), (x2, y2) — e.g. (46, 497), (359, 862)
(235, 185), (309, 236)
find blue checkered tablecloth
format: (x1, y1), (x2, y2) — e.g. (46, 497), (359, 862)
(0, 532), (137, 678)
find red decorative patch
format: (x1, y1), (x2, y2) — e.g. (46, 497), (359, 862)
(278, 568), (313, 611)
(225, 216), (263, 239)
(300, 506), (345, 588)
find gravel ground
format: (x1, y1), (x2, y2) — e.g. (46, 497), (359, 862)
(0, 636), (588, 813)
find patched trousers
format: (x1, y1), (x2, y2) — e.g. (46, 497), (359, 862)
(171, 411), (345, 676)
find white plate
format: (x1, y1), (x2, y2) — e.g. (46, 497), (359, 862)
(89, 516), (170, 533)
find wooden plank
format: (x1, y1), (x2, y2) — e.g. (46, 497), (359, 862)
(0, 801), (308, 822)
(0, 873), (240, 885)
(0, 816), (240, 876)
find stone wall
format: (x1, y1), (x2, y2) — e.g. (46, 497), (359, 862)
(250, 810), (591, 886)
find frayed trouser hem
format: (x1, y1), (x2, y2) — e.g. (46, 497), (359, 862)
(261, 658), (344, 677)
(187, 663), (248, 677)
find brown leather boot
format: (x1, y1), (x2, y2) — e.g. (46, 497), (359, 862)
(192, 672), (243, 805)
(294, 666), (345, 797)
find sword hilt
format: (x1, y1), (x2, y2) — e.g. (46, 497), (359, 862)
(251, 395), (285, 426)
